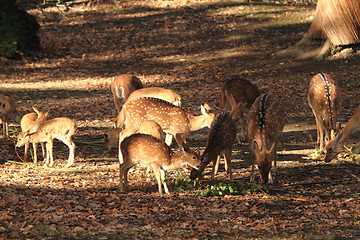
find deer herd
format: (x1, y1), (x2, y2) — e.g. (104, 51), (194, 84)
(0, 72), (359, 196)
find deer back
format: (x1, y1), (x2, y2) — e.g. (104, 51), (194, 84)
(308, 73), (341, 132)
(34, 117), (76, 140)
(120, 133), (172, 166)
(127, 87), (182, 107)
(20, 107), (49, 134)
(124, 97), (190, 134)
(220, 77), (260, 116)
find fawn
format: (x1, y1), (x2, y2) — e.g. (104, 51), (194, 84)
(19, 107), (49, 164)
(190, 112), (237, 181)
(119, 133), (201, 197)
(111, 73), (143, 113)
(116, 97), (214, 163)
(16, 117), (77, 168)
(308, 73), (341, 152)
(0, 94), (18, 137)
(325, 104), (360, 162)
(247, 93), (286, 184)
(104, 120), (165, 149)
(220, 77), (260, 142)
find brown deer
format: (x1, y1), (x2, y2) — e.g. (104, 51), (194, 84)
(308, 73), (342, 152)
(117, 97), (214, 163)
(247, 93), (286, 184)
(190, 112), (237, 181)
(104, 120), (165, 149)
(19, 107), (49, 164)
(119, 133), (201, 197)
(220, 77), (260, 142)
(325, 104), (360, 162)
(16, 117), (77, 168)
(0, 94), (18, 137)
(111, 74), (143, 113)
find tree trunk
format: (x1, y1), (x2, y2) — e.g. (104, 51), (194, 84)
(306, 0), (360, 46)
(282, 0), (360, 59)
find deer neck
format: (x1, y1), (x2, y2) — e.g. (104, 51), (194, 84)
(163, 153), (185, 170)
(188, 114), (208, 132)
(339, 111), (360, 144)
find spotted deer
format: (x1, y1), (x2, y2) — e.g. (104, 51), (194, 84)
(247, 93), (286, 184)
(220, 77), (260, 142)
(325, 104), (360, 162)
(119, 133), (201, 197)
(16, 117), (77, 168)
(308, 73), (342, 152)
(0, 94), (18, 137)
(104, 120), (165, 149)
(19, 107), (49, 164)
(117, 97), (215, 163)
(111, 74), (143, 113)
(190, 112), (237, 181)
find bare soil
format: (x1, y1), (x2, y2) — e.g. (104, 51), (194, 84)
(0, 1), (359, 239)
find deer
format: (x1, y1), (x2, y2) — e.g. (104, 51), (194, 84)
(308, 73), (342, 153)
(247, 93), (286, 184)
(219, 77), (260, 143)
(116, 97), (215, 164)
(0, 94), (18, 137)
(104, 120), (165, 149)
(119, 133), (201, 197)
(190, 112), (237, 181)
(19, 107), (49, 164)
(111, 73), (143, 113)
(16, 117), (77, 168)
(325, 104), (360, 162)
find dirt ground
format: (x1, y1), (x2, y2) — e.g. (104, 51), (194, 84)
(0, 1), (359, 239)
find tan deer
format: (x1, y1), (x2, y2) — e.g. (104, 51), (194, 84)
(111, 73), (143, 113)
(220, 77), (260, 142)
(16, 117), (77, 168)
(104, 120), (165, 149)
(325, 104), (360, 162)
(19, 107), (49, 164)
(308, 73), (342, 152)
(247, 93), (286, 184)
(127, 87), (182, 107)
(117, 97), (215, 163)
(119, 133), (201, 197)
(190, 112), (237, 181)
(0, 94), (18, 137)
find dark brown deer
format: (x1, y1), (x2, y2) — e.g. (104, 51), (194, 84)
(220, 77), (260, 142)
(119, 133), (201, 197)
(190, 112), (237, 181)
(308, 73), (342, 152)
(247, 93), (286, 184)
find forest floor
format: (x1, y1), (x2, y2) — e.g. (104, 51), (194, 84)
(0, 1), (360, 239)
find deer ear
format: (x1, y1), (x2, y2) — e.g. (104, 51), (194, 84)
(254, 141), (262, 153)
(200, 105), (208, 116)
(45, 110), (49, 117)
(266, 142), (276, 154)
(32, 107), (39, 115)
(334, 130), (342, 144)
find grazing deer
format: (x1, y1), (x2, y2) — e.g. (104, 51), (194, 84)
(127, 87), (182, 107)
(16, 117), (77, 168)
(247, 93), (286, 184)
(19, 107), (49, 164)
(190, 112), (237, 181)
(308, 73), (342, 152)
(119, 133), (201, 197)
(117, 97), (214, 163)
(220, 77), (260, 142)
(111, 74), (143, 113)
(0, 94), (18, 137)
(104, 120), (165, 149)
(325, 104), (360, 162)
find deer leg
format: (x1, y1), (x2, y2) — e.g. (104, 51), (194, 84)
(44, 142), (51, 167)
(164, 134), (173, 146)
(150, 163), (163, 197)
(32, 143), (38, 165)
(239, 113), (246, 143)
(212, 155), (221, 178)
(160, 168), (169, 194)
(224, 150), (233, 181)
(250, 143), (256, 183)
(24, 142), (29, 162)
(46, 141), (54, 167)
(40, 142), (45, 159)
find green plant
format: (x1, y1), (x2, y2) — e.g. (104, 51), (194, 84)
(343, 146), (360, 162)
